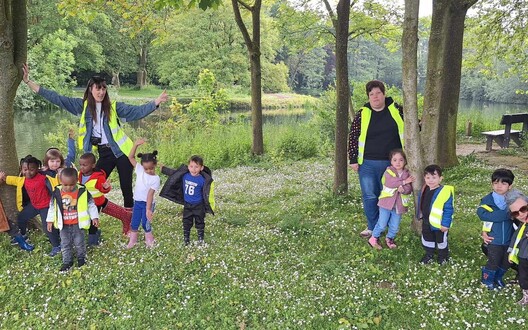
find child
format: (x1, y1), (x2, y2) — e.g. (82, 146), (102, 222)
(417, 164), (454, 265)
(369, 149), (414, 250)
(41, 129), (76, 182)
(126, 139), (160, 249)
(78, 152), (132, 245)
(47, 168), (99, 271)
(160, 155), (215, 246)
(0, 198), (34, 251)
(506, 189), (528, 305)
(477, 169), (515, 289)
(0, 155), (61, 256)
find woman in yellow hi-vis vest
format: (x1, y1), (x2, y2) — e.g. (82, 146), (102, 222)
(505, 189), (528, 305)
(22, 64), (168, 209)
(348, 80), (404, 238)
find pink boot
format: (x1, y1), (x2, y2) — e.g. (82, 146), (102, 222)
(127, 231), (138, 249)
(368, 236), (382, 250)
(145, 232), (155, 248)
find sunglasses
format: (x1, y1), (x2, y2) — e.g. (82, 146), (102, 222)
(510, 205), (528, 219)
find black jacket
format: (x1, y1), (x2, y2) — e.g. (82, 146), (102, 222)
(159, 164), (215, 215)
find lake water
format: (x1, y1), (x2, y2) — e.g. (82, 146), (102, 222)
(14, 100), (528, 161)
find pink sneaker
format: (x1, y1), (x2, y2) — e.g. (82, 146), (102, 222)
(368, 236), (382, 250)
(385, 237), (397, 249)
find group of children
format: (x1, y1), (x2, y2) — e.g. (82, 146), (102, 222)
(362, 148), (527, 305)
(0, 136), (215, 272)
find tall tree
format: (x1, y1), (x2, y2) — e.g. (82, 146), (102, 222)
(401, 0), (423, 233)
(420, 0), (477, 167)
(231, 0), (264, 155)
(0, 0), (27, 218)
(322, 0), (350, 195)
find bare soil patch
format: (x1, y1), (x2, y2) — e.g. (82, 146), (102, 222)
(457, 143), (528, 171)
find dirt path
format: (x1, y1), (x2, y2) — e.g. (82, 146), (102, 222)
(457, 143), (528, 171)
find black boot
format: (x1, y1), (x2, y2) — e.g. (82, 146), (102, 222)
(60, 263), (73, 272)
(197, 229), (204, 244)
(184, 230), (190, 246)
(78, 258), (86, 267)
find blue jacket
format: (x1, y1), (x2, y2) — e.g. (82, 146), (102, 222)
(416, 185), (454, 231)
(38, 88), (158, 157)
(477, 193), (513, 246)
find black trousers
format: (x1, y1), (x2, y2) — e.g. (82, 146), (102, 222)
(519, 258), (528, 290)
(485, 244), (510, 271)
(182, 203), (205, 236)
(481, 243), (518, 273)
(421, 221), (449, 259)
(96, 146), (134, 208)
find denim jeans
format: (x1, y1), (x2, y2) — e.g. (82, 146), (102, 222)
(358, 159), (391, 230)
(372, 207), (402, 239)
(18, 204), (60, 248)
(131, 201), (155, 232)
(60, 224), (86, 265)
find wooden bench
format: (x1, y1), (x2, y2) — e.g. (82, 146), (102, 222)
(482, 113), (528, 151)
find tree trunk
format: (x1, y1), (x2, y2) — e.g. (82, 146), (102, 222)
(112, 71), (121, 88)
(0, 0), (27, 221)
(232, 0), (264, 155)
(421, 0), (477, 167)
(333, 0), (351, 195)
(136, 45), (147, 88)
(402, 0), (424, 235)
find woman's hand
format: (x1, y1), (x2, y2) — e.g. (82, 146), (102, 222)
(22, 63), (30, 83)
(21, 63), (40, 93)
(481, 231), (494, 244)
(155, 90), (169, 106)
(349, 163), (359, 172)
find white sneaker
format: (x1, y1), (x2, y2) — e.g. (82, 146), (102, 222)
(360, 229), (372, 238)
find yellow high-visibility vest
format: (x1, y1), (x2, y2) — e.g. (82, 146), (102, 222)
(509, 223), (527, 265)
(78, 101), (133, 155)
(429, 185), (455, 229)
(379, 168), (411, 207)
(357, 103), (404, 165)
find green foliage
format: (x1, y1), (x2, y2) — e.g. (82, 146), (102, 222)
(272, 126), (319, 161)
(310, 87), (336, 147)
(261, 61), (290, 93)
(15, 29), (78, 110)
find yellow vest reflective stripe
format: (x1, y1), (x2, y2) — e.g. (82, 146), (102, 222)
(429, 185), (455, 229)
(509, 223), (527, 265)
(357, 103), (404, 165)
(379, 168), (411, 207)
(52, 186), (91, 229)
(84, 178), (104, 198)
(78, 101), (133, 156)
(479, 204), (494, 232)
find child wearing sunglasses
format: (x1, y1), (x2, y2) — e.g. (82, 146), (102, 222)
(477, 169), (515, 290)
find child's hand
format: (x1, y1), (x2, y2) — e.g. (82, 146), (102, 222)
(440, 226), (449, 233)
(404, 176), (415, 185)
(102, 180), (111, 190)
(68, 128), (75, 139)
(146, 209), (154, 222)
(397, 185), (405, 193)
(92, 218), (100, 227)
(481, 231), (494, 244)
(0, 171), (6, 181)
(135, 138), (147, 146)
(46, 222), (53, 232)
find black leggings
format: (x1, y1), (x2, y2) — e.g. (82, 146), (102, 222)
(96, 146), (134, 208)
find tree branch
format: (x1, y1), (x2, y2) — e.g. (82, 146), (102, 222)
(231, 0), (253, 49)
(236, 0), (252, 11)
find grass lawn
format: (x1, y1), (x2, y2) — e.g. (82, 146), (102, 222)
(1, 156), (527, 329)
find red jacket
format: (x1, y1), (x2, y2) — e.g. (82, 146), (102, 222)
(79, 169), (110, 206)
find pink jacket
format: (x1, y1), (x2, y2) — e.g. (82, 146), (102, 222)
(377, 166), (413, 214)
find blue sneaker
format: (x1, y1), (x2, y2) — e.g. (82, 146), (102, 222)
(49, 246), (61, 257)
